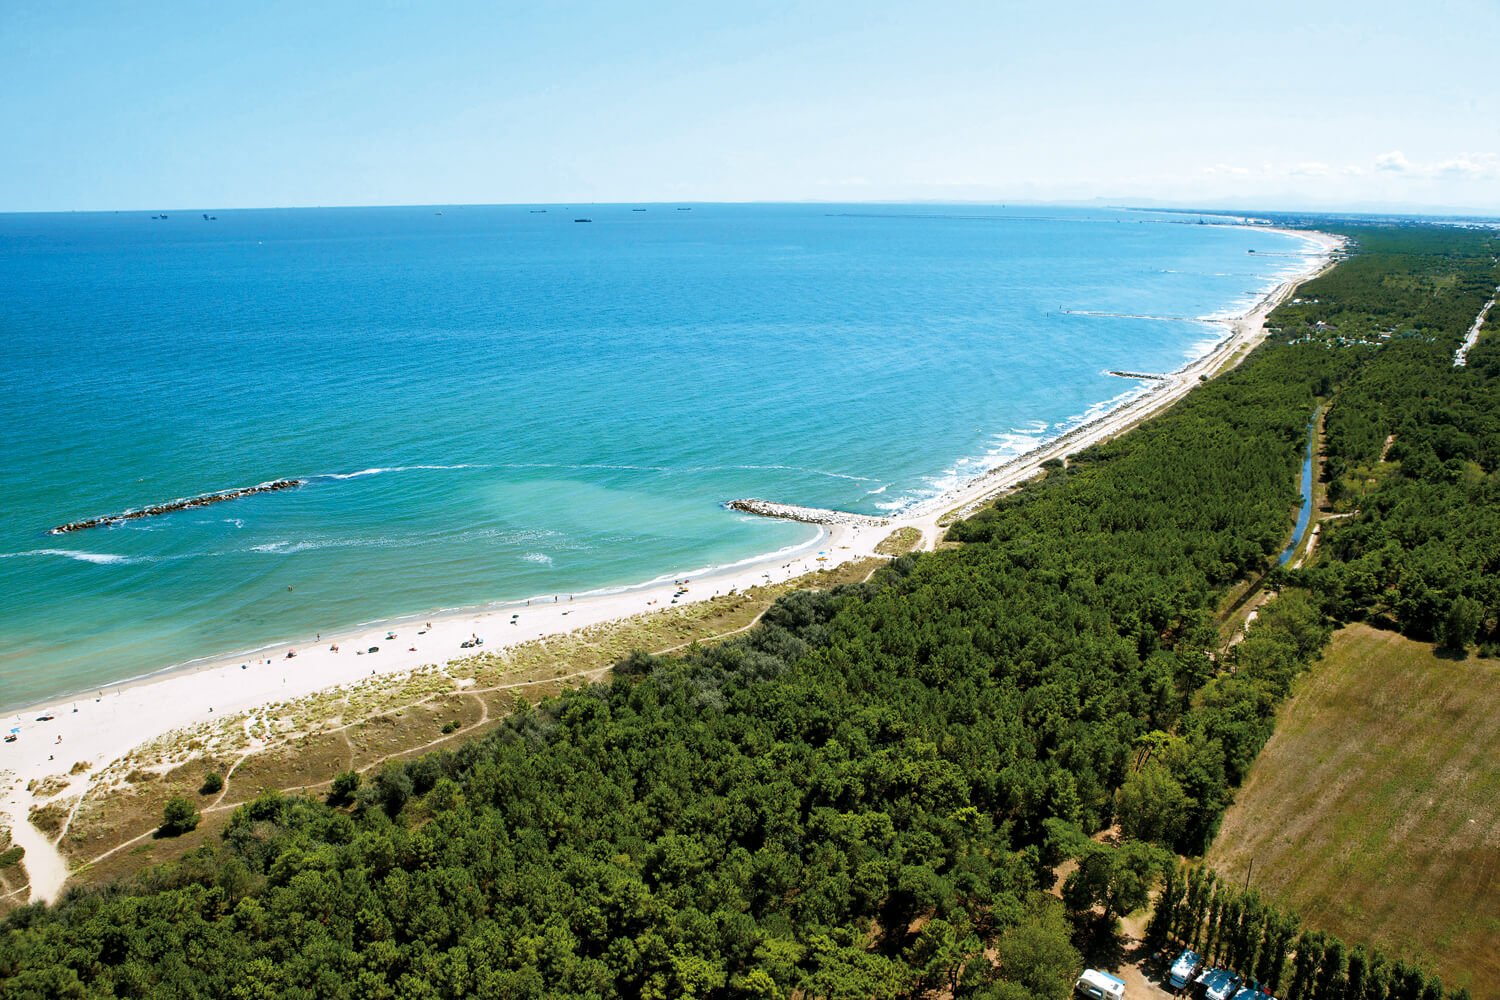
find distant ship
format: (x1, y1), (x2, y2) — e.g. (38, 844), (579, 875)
(574, 218), (592, 223)
(529, 209), (547, 214)
(676, 207), (692, 211)
(632, 208), (646, 212)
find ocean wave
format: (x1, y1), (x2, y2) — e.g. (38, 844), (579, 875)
(464, 526), (563, 544)
(496, 462), (672, 473)
(314, 464), (481, 481)
(719, 464), (881, 484)
(1061, 386), (1151, 429)
(2, 548), (135, 565)
(250, 540), (333, 555)
(492, 461), (880, 485)
(246, 525), (571, 557)
(865, 484), (889, 495)
(877, 386), (1157, 515)
(520, 552), (554, 565)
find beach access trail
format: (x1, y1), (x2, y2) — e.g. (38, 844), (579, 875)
(0, 227), (1343, 905)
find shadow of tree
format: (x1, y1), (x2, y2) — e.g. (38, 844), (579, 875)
(1072, 913), (1125, 971)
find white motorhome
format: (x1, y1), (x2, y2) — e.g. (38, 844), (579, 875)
(1074, 968), (1127, 1000)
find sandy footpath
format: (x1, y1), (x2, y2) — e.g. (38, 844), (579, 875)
(0, 226), (1343, 904)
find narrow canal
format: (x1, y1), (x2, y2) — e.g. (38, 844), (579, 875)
(1278, 410), (1319, 566)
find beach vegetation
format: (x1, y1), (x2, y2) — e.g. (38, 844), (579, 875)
(0, 847), (22, 869)
(157, 796), (200, 837)
(198, 771), (223, 795)
(874, 526), (922, 555)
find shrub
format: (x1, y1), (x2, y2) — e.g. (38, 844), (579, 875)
(327, 769), (360, 806)
(158, 796), (200, 837)
(200, 772), (224, 795)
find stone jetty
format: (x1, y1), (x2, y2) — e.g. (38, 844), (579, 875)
(726, 499), (890, 528)
(49, 479), (304, 534)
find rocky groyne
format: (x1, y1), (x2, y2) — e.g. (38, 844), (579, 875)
(50, 479), (304, 534)
(726, 499), (890, 528)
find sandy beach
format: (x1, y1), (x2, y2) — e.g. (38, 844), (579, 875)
(0, 225), (1344, 904)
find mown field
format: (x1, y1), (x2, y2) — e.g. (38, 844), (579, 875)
(1206, 624), (1500, 997)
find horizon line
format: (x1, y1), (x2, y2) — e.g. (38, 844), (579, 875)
(2, 198), (1498, 220)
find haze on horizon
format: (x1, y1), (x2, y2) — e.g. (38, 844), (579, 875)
(3, 0), (1497, 215)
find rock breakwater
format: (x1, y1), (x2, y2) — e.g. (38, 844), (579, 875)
(49, 479), (304, 534)
(726, 499), (889, 528)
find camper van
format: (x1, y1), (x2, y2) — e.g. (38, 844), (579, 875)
(1196, 968), (1242, 1000)
(1168, 949), (1203, 989)
(1074, 968), (1127, 1000)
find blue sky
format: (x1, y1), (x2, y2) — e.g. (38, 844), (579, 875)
(3, 0), (1497, 212)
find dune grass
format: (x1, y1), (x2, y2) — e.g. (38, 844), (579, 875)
(44, 558), (883, 894)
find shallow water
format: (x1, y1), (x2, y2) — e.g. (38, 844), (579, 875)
(0, 204), (1314, 709)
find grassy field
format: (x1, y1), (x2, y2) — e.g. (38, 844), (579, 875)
(1205, 624), (1500, 996)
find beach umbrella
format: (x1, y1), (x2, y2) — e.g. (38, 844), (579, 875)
(8, 727), (18, 734)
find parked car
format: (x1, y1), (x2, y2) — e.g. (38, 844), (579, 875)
(1074, 968), (1127, 1000)
(1169, 949), (1203, 990)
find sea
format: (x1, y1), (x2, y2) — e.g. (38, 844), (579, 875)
(0, 204), (1317, 710)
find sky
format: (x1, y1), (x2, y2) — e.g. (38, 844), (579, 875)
(2, 0), (1497, 213)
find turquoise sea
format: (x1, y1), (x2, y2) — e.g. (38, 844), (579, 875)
(0, 205), (1314, 710)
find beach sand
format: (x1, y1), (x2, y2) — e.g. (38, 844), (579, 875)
(0, 226), (1344, 904)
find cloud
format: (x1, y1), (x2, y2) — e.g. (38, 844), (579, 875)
(1204, 163), (1251, 176)
(1290, 162), (1333, 177)
(1372, 150), (1498, 180)
(1374, 150), (1413, 174)
(1432, 153), (1500, 179)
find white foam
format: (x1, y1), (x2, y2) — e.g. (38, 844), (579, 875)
(521, 552), (554, 565)
(3, 548), (133, 565)
(317, 464), (479, 481)
(250, 540), (325, 555)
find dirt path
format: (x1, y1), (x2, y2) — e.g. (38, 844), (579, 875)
(1116, 911), (1177, 999)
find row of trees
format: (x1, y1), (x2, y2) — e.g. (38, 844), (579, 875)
(1147, 865), (1468, 1000)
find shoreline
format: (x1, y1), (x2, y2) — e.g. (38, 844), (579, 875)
(9, 523), (834, 716)
(0, 224), (1343, 903)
